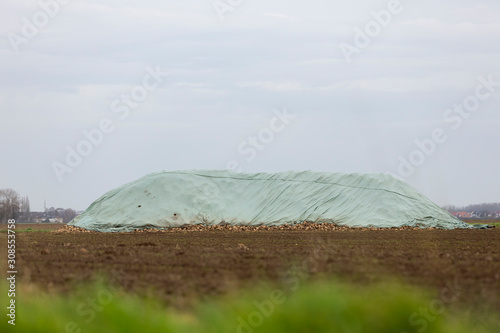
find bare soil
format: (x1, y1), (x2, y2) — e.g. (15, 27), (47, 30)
(1, 223), (499, 312)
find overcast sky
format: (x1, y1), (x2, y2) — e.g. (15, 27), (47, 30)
(1, 0), (499, 211)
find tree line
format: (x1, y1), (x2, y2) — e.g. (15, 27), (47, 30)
(443, 202), (500, 218)
(0, 188), (77, 224)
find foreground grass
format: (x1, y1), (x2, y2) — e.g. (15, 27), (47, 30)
(464, 219), (500, 228)
(2, 278), (497, 333)
(473, 223), (500, 228)
(0, 223), (63, 232)
(467, 222), (500, 228)
(0, 229), (53, 233)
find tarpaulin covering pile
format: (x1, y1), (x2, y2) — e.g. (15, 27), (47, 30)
(69, 170), (470, 232)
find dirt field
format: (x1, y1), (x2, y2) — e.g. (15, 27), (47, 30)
(2, 223), (499, 312)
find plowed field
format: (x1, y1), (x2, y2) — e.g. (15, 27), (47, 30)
(2, 223), (499, 312)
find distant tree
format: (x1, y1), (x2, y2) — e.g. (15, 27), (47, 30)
(442, 205), (459, 213)
(62, 208), (77, 223)
(56, 208), (65, 217)
(465, 203), (500, 213)
(19, 196), (31, 223)
(0, 189), (20, 223)
(47, 207), (56, 218)
(443, 203), (500, 216)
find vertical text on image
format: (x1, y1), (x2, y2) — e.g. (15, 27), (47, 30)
(7, 219), (17, 326)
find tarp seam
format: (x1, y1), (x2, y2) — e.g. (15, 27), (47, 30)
(169, 171), (420, 202)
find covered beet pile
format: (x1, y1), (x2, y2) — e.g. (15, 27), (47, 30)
(69, 170), (470, 232)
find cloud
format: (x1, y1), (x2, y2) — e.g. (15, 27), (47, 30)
(296, 58), (345, 66)
(173, 82), (227, 95)
(343, 74), (477, 93)
(453, 5), (500, 24)
(121, 7), (176, 19)
(1, 0), (500, 210)
(262, 12), (295, 21)
(239, 81), (304, 91)
(400, 18), (500, 37)
(175, 82), (209, 88)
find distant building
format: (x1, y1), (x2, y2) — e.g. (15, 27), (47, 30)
(33, 215), (64, 223)
(451, 212), (472, 218)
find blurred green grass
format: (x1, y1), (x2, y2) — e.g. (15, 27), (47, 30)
(464, 220), (500, 228)
(0, 229), (53, 233)
(2, 278), (498, 333)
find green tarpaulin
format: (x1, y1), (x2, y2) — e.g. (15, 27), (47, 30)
(70, 170), (471, 232)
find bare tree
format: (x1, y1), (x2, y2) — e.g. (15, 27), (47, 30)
(0, 189), (20, 223)
(19, 195), (31, 223)
(62, 208), (77, 223)
(443, 203), (500, 215)
(47, 207), (56, 218)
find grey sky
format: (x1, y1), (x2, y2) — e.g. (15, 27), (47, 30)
(1, 0), (499, 211)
